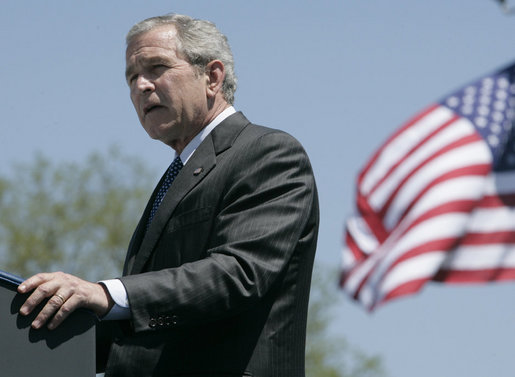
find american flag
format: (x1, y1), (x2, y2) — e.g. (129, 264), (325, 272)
(340, 62), (515, 311)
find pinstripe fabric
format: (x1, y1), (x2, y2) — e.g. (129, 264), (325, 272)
(98, 113), (319, 377)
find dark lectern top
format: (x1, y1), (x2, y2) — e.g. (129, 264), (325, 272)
(0, 269), (96, 377)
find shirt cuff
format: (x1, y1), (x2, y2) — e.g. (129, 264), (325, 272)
(98, 279), (131, 320)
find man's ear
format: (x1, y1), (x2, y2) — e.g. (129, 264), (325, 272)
(205, 60), (225, 98)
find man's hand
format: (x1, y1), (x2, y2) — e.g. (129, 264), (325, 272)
(18, 272), (114, 330)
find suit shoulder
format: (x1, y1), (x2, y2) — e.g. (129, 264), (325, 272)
(218, 112), (309, 154)
(240, 122), (304, 148)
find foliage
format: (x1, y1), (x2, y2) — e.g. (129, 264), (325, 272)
(306, 264), (385, 377)
(0, 148), (155, 281)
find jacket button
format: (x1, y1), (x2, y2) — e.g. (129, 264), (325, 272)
(149, 318), (157, 328)
(171, 315), (179, 325)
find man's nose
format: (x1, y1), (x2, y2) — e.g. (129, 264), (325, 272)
(135, 75), (155, 93)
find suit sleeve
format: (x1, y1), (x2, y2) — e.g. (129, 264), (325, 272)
(120, 130), (318, 333)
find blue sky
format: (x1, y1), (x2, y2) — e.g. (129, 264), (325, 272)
(2, 1), (515, 376)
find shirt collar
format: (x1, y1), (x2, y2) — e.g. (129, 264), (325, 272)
(178, 106), (236, 164)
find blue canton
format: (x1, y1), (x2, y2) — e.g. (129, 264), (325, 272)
(441, 63), (515, 171)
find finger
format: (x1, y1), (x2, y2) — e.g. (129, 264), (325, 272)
(19, 279), (62, 317)
(18, 272), (53, 294)
(47, 294), (80, 330)
(31, 293), (69, 329)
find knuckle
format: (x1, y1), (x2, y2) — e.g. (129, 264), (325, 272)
(54, 271), (67, 280)
(38, 285), (52, 296)
(38, 307), (53, 320)
(60, 304), (72, 315)
(32, 272), (46, 281)
(48, 297), (62, 307)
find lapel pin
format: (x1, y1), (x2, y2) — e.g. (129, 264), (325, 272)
(193, 167), (203, 176)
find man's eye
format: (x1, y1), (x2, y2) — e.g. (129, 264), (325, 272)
(153, 64), (168, 71)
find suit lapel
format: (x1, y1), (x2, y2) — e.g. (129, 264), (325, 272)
(126, 112), (251, 275)
(122, 176), (165, 275)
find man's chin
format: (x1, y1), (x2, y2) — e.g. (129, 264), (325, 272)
(145, 128), (174, 148)
(143, 123), (165, 139)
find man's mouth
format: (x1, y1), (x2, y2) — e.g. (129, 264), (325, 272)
(144, 104), (162, 115)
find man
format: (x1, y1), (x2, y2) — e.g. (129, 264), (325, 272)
(18, 13), (319, 377)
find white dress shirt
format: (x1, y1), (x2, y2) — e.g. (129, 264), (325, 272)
(101, 106), (236, 320)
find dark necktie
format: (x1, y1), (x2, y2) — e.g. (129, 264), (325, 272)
(147, 156), (183, 227)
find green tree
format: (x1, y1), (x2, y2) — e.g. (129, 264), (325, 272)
(0, 147), (154, 281)
(0, 149), (386, 377)
(306, 264), (385, 377)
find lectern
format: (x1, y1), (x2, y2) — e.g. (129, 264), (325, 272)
(0, 270), (96, 377)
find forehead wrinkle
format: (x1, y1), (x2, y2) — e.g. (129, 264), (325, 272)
(128, 26), (179, 55)
(124, 26), (180, 81)
(125, 54), (169, 80)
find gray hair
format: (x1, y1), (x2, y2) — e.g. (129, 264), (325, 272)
(126, 13), (237, 105)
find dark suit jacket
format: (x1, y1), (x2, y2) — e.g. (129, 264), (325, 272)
(97, 112), (319, 377)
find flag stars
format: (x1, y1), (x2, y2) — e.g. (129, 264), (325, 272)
(482, 77), (494, 87)
(478, 106), (490, 116)
(460, 94), (475, 114)
(480, 85), (493, 97)
(488, 134), (500, 147)
(494, 100), (506, 111)
(464, 86), (476, 95)
(479, 95), (491, 105)
(497, 77), (509, 89)
(463, 95), (475, 105)
(440, 68), (515, 169)
(490, 123), (502, 134)
(446, 96), (460, 108)
(492, 111), (504, 123)
(496, 89), (508, 100)
(475, 116), (488, 128)
(462, 106), (474, 116)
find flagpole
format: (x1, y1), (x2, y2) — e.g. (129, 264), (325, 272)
(495, 0), (515, 14)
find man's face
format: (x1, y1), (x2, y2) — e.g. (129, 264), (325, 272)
(126, 25), (208, 150)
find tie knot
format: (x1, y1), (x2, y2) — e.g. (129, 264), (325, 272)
(170, 156), (183, 172)
(165, 156), (183, 184)
(161, 156), (183, 192)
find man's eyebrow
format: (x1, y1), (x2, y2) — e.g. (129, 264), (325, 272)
(146, 56), (170, 65)
(125, 56), (170, 80)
